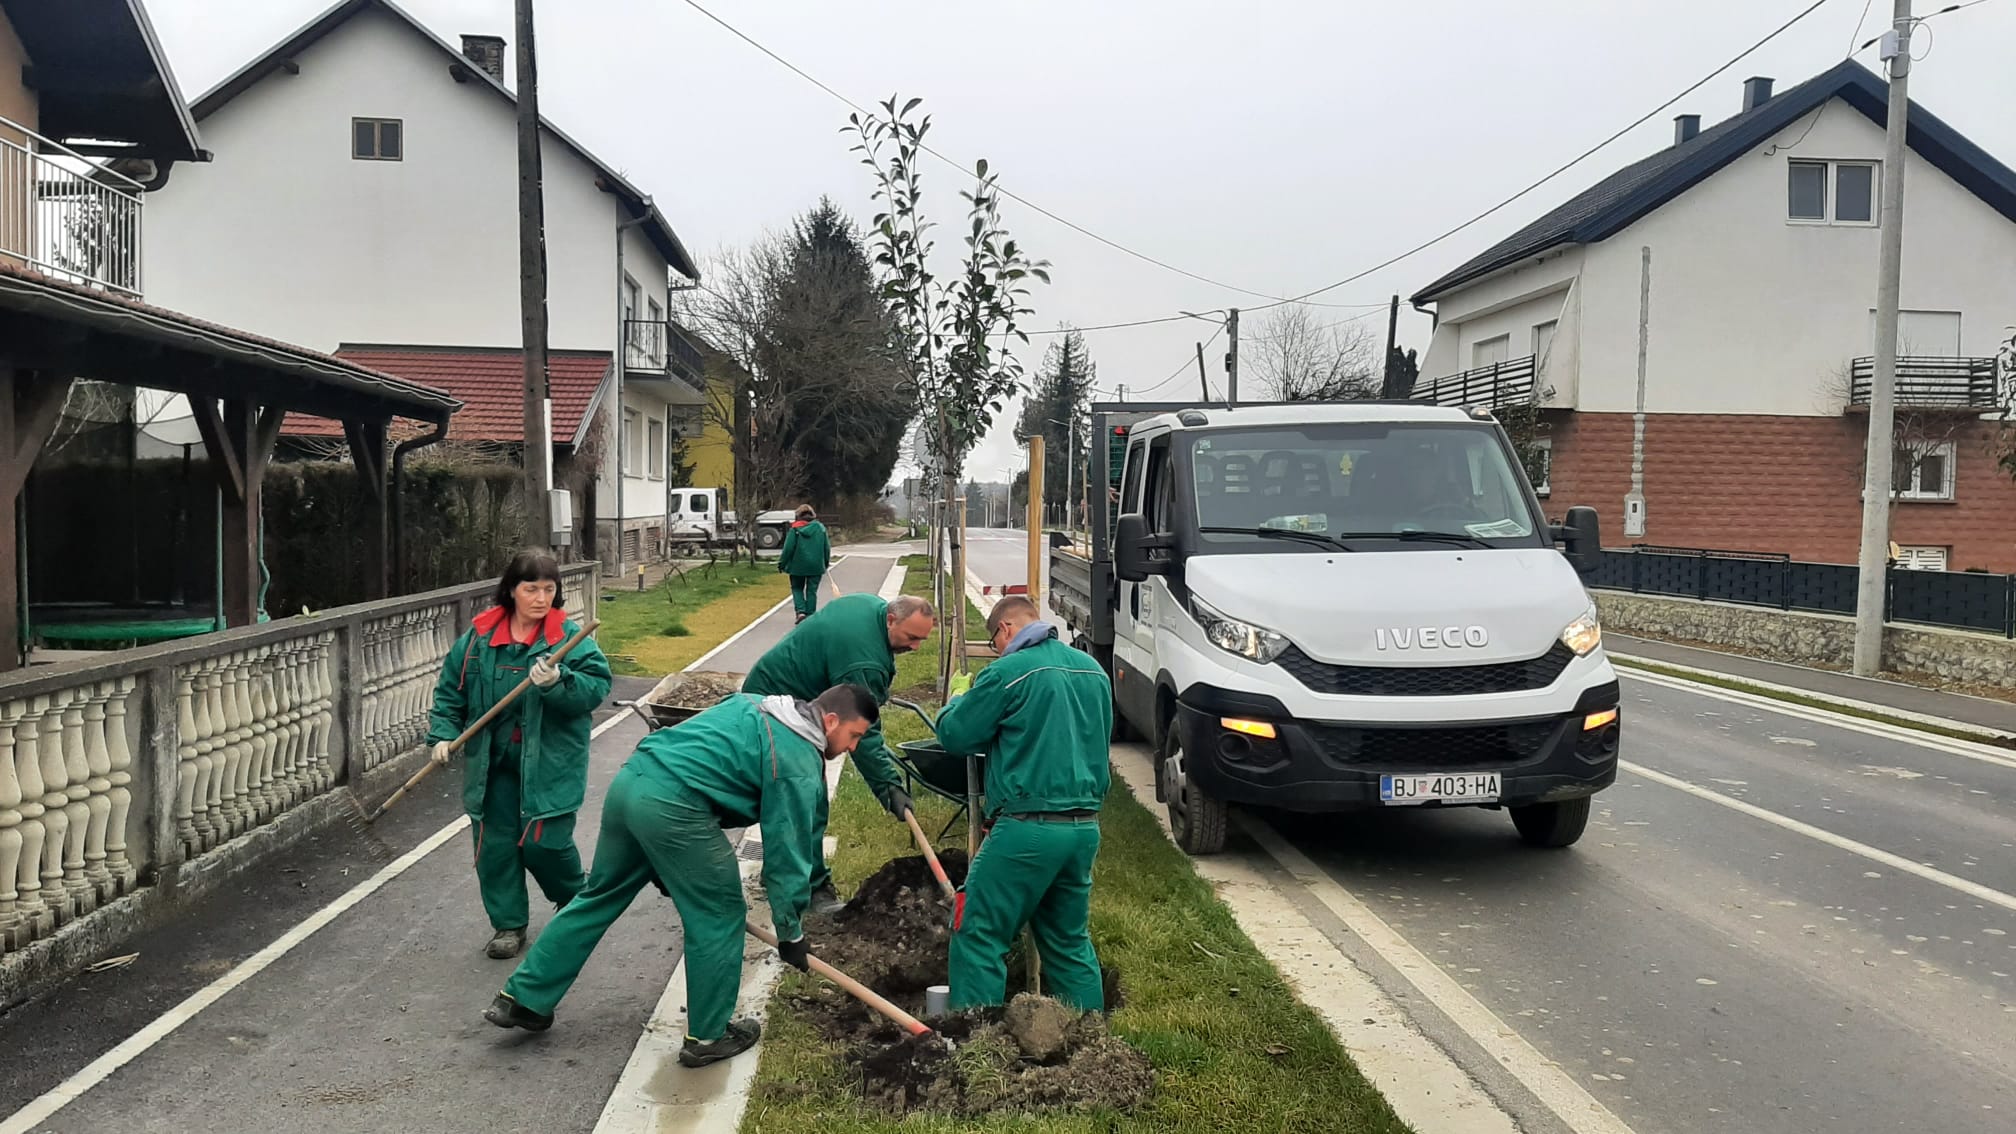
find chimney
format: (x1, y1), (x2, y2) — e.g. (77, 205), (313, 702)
(1742, 76), (1775, 112)
(460, 34), (506, 83)
(1674, 114), (1701, 145)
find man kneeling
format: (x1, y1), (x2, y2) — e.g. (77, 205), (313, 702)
(483, 684), (876, 1067)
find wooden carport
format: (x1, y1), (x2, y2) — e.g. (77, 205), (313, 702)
(0, 260), (460, 671)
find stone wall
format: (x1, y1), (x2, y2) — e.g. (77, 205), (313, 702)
(1594, 590), (2016, 689)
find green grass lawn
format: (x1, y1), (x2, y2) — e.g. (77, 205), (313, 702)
(594, 562), (786, 677)
(739, 559), (1412, 1132)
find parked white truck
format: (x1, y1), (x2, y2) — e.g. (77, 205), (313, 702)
(1050, 400), (1619, 854)
(666, 487), (795, 552)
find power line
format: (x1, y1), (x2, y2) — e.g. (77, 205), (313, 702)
(675, 0), (1372, 311)
(1133, 324), (1226, 399)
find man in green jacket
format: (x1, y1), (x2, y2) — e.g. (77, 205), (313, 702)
(742, 592), (935, 914)
(777, 504), (832, 623)
(484, 685), (878, 1068)
(935, 595), (1112, 1013)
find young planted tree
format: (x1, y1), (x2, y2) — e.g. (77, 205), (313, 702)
(847, 96), (1048, 691)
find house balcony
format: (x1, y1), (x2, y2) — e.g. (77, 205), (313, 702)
(1847, 356), (1998, 411)
(1417, 354), (1537, 410)
(622, 318), (705, 389)
(1, 114), (145, 295)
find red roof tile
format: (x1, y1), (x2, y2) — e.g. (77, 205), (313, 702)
(283, 348), (610, 443)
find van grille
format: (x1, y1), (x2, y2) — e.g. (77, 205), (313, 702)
(1275, 642), (1575, 697)
(1305, 720), (1560, 771)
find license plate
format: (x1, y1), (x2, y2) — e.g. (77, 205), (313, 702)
(1380, 772), (1501, 805)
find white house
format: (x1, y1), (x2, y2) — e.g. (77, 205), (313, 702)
(1410, 62), (2016, 572)
(141, 0), (706, 572)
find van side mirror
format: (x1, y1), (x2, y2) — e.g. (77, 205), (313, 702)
(1114, 513), (1169, 582)
(1550, 506), (1603, 576)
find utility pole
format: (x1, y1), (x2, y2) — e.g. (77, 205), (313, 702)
(1195, 342), (1209, 401)
(515, 0), (552, 548)
(1853, 0), (1915, 677)
(1225, 308), (1240, 407)
(1382, 294), (1400, 397)
(1116, 384), (1127, 403)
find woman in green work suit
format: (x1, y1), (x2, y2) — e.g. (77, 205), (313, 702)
(428, 550), (613, 959)
(777, 504), (831, 623)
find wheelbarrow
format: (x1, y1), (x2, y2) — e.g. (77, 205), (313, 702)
(888, 697), (986, 849)
(627, 670), (745, 732)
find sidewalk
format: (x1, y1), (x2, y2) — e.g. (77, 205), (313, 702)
(1607, 632), (2016, 735)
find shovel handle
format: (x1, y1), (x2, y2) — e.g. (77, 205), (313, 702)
(366, 618), (601, 822)
(745, 920), (932, 1037)
(902, 810), (959, 903)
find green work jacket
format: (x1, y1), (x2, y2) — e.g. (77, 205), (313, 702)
(741, 592), (903, 807)
(934, 630), (1111, 818)
(777, 520), (832, 577)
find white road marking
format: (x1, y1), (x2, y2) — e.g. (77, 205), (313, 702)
(1622, 668), (2016, 774)
(0, 818), (472, 1134)
(878, 562), (905, 601)
(1242, 818), (1640, 1134)
(1620, 761), (2016, 914)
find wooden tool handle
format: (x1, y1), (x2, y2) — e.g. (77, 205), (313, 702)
(903, 810), (959, 903)
(365, 617), (600, 822)
(745, 920), (932, 1037)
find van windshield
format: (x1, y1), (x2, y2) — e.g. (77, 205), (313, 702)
(1184, 422), (1544, 550)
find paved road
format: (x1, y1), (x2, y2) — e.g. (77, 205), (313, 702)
(0, 552), (901, 1134)
(962, 550), (2016, 1134)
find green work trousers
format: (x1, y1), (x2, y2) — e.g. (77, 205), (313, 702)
(948, 814), (1103, 1013)
(473, 742), (584, 932)
(789, 574), (823, 618)
(502, 765), (749, 1040)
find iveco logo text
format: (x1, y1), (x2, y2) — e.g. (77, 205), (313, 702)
(1376, 626), (1489, 650)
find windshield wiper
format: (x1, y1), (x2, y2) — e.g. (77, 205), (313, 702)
(1197, 526), (1356, 552)
(1329, 530), (1493, 548)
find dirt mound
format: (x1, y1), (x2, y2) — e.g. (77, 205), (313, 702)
(781, 854), (1153, 1117)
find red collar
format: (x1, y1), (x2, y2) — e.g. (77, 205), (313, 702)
(473, 605), (566, 647)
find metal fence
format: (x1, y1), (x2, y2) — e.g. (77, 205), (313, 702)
(1417, 354), (1537, 410)
(1, 114), (145, 294)
(1590, 545), (2016, 637)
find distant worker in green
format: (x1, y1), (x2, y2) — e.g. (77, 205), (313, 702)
(428, 550), (612, 960)
(777, 503), (833, 623)
(741, 592), (936, 914)
(483, 685), (878, 1068)
(935, 595), (1111, 1013)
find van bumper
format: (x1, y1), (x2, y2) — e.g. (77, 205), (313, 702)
(1174, 680), (1621, 811)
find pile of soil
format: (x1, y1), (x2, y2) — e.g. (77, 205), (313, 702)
(647, 670), (743, 709)
(785, 853), (1153, 1116)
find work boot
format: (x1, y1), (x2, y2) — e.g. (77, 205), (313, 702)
(483, 992), (553, 1032)
(485, 927), (526, 959)
(795, 612), (808, 624)
(808, 882), (846, 916)
(678, 1018), (761, 1067)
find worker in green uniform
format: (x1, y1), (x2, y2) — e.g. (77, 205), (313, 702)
(777, 504), (832, 623)
(935, 595), (1111, 1013)
(428, 550), (612, 960)
(742, 593), (935, 914)
(483, 684), (879, 1067)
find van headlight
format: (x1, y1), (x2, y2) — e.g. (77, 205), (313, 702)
(1190, 597), (1291, 663)
(1560, 605), (1602, 657)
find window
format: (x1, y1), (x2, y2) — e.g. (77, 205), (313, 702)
(1528, 437), (1553, 497)
(646, 297), (663, 324)
(1789, 159), (1877, 224)
(647, 417), (666, 480)
(622, 408), (643, 476)
(1894, 442), (1954, 501)
(1532, 321), (1558, 366)
(1146, 437), (1175, 535)
(1111, 438), (1146, 555)
(352, 118), (402, 160)
(621, 276), (640, 324)
(1472, 335), (1510, 370)
(1895, 545), (1948, 571)
(1872, 309), (1963, 357)
(688, 493), (710, 514)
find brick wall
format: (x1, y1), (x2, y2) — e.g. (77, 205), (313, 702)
(1540, 411), (2016, 572)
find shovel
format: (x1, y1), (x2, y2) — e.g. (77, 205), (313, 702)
(363, 618), (601, 822)
(745, 921), (948, 1048)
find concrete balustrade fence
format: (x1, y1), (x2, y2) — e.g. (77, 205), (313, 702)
(0, 563), (597, 991)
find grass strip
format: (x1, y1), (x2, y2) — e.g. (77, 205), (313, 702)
(1613, 656), (2016, 748)
(594, 562), (787, 676)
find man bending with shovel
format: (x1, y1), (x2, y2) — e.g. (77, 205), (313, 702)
(934, 595), (1112, 1013)
(483, 684), (877, 1068)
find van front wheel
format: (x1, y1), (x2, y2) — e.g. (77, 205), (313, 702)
(1160, 731), (1227, 855)
(1511, 797), (1591, 848)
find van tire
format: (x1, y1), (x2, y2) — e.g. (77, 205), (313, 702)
(1511, 797), (1591, 848)
(1161, 731), (1227, 855)
(755, 527), (784, 550)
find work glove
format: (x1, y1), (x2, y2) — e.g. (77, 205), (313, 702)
(884, 787), (914, 821)
(529, 655), (561, 689)
(430, 740), (456, 766)
(948, 672), (972, 699)
(777, 936), (811, 972)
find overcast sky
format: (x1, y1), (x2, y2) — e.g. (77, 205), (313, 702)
(148, 0), (2016, 486)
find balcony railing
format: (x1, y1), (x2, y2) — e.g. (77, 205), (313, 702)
(622, 318), (706, 388)
(1417, 354), (1537, 409)
(1848, 356), (1998, 410)
(0, 115), (144, 295)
